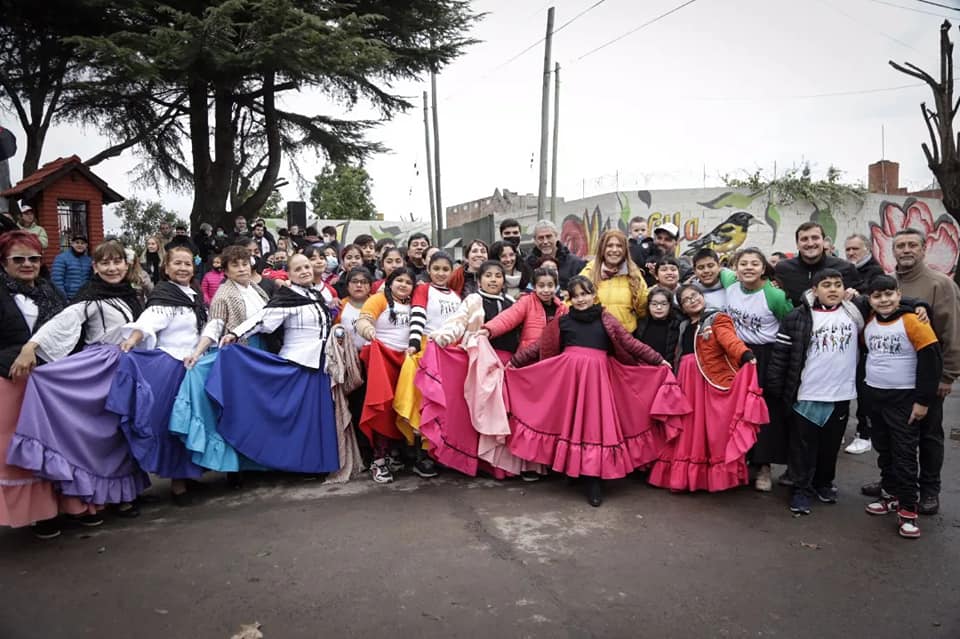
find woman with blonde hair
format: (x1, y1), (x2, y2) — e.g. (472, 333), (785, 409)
(139, 235), (165, 286)
(578, 229), (649, 332)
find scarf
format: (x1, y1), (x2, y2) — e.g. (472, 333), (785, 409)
(146, 281), (207, 334)
(569, 303), (603, 324)
(1, 271), (65, 330)
(478, 290), (512, 321)
(600, 262), (626, 280)
(143, 252), (162, 283)
(73, 275), (144, 319)
(504, 271), (522, 295)
(208, 279), (268, 334)
(855, 254), (873, 269)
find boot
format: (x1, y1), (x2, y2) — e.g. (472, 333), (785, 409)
(586, 477), (603, 507)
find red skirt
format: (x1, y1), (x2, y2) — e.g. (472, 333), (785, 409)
(648, 354), (769, 492)
(506, 347), (689, 479)
(358, 341), (406, 443)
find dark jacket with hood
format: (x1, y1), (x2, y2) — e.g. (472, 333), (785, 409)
(524, 242), (586, 291)
(774, 254), (862, 307)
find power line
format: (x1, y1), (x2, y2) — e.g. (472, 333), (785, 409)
(554, 0), (608, 35)
(915, 0), (960, 12)
(684, 79), (950, 101)
(574, 0), (700, 62)
(817, 0), (921, 52)
(863, 0), (956, 19)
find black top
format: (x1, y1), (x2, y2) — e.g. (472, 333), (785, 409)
(481, 293), (519, 353)
(542, 298), (558, 320)
(559, 305), (609, 352)
(680, 320), (696, 356)
(637, 316), (671, 361)
(774, 254), (863, 306)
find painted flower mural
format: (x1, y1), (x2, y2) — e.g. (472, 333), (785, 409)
(561, 206), (608, 258)
(870, 199), (959, 276)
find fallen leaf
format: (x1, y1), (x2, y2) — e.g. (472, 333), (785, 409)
(230, 621), (263, 639)
(96, 546), (106, 554)
(800, 542), (821, 550)
(256, 551), (271, 558)
(154, 609), (169, 615)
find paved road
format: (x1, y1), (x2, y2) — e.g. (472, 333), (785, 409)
(2, 400), (959, 639)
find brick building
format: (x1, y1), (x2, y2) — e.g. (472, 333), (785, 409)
(445, 188), (545, 228)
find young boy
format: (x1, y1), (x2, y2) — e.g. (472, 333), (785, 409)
(862, 275), (941, 539)
(353, 233), (378, 275)
(691, 248), (736, 309)
(769, 269), (863, 515)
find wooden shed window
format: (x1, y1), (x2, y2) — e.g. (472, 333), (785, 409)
(57, 200), (88, 251)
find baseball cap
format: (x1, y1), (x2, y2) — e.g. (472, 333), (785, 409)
(653, 222), (680, 239)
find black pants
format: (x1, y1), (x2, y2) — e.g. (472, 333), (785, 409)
(748, 343), (789, 465)
(854, 353), (871, 439)
(919, 397), (944, 499)
(867, 387), (922, 512)
(787, 401), (848, 495)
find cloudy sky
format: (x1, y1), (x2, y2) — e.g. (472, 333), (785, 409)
(4, 0), (958, 228)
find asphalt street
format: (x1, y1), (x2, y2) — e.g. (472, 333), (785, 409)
(2, 398), (959, 639)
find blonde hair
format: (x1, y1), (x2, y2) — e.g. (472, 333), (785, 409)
(140, 235), (166, 265)
(588, 229), (648, 317)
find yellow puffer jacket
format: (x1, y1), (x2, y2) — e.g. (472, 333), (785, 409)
(579, 262), (648, 332)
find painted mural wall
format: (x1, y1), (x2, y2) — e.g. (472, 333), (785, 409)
(317, 187), (959, 276)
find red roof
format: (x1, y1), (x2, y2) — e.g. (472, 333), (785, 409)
(1, 155), (124, 203)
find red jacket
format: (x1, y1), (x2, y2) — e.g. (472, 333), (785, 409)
(511, 310), (666, 368)
(483, 293), (568, 348)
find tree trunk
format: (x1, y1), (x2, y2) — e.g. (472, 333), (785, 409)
(234, 71), (281, 222)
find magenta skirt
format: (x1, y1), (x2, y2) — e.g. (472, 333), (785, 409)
(506, 347), (689, 479)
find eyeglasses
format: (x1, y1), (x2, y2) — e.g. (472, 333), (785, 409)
(649, 301), (671, 308)
(7, 255), (42, 265)
(679, 295), (701, 305)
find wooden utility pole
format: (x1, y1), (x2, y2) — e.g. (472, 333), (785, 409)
(431, 72), (443, 234)
(537, 7), (555, 219)
(423, 91), (437, 245)
(550, 62), (560, 224)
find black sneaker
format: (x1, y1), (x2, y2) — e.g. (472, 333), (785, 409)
(413, 457), (439, 478)
(520, 471), (541, 482)
(814, 484), (838, 504)
(114, 501), (140, 518)
(72, 513), (104, 527)
(860, 481), (882, 497)
(32, 518), (61, 540)
(918, 495), (940, 515)
(789, 492), (812, 515)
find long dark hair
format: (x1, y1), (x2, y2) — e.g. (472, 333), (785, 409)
(384, 266), (415, 324)
(490, 240), (531, 289)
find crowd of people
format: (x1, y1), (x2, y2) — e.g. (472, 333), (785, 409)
(0, 210), (957, 543)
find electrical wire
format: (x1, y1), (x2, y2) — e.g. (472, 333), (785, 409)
(915, 0), (960, 12)
(863, 0), (956, 18)
(816, 0), (921, 52)
(682, 79), (954, 101)
(574, 0), (700, 62)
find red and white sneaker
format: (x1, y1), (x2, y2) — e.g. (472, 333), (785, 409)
(865, 496), (899, 515)
(897, 510), (921, 539)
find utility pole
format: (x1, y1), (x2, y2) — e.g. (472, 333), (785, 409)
(550, 62), (560, 223)
(423, 91), (437, 245)
(537, 7), (555, 219)
(431, 71), (443, 235)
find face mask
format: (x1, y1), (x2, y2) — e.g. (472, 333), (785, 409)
(250, 257), (257, 267)
(274, 261), (286, 270)
(505, 236), (520, 248)
(216, 231), (225, 237)
(213, 265), (223, 272)
(325, 256), (339, 272)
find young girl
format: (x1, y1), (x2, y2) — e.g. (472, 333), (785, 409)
(449, 239), (489, 297)
(355, 268), (416, 483)
(648, 283), (768, 492)
(419, 261), (535, 478)
(723, 247), (793, 491)
(394, 251), (462, 477)
(334, 267), (374, 468)
(507, 276), (686, 506)
(373, 247), (406, 293)
(201, 254), (224, 304)
(483, 267), (567, 349)
(633, 286), (680, 362)
(334, 244), (365, 299)
(490, 241), (530, 299)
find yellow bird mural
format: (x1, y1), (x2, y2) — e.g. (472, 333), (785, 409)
(682, 211), (764, 257)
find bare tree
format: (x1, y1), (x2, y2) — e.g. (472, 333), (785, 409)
(890, 20), (960, 218)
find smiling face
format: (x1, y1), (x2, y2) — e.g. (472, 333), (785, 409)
(480, 266), (504, 295)
(3, 242), (43, 284)
(678, 288), (705, 317)
(342, 248), (363, 271)
(796, 227), (824, 263)
(307, 252), (326, 279)
(147, 238), (159, 252)
(654, 231), (676, 254)
(569, 284), (596, 311)
(893, 232), (925, 271)
(391, 273), (414, 300)
(813, 276), (845, 307)
(534, 274), (557, 303)
(694, 257), (720, 286)
(735, 252), (765, 288)
(648, 292), (672, 320)
(165, 249), (195, 286)
(288, 255), (314, 286)
(602, 235), (626, 267)
(869, 287), (901, 316)
(656, 264), (680, 289)
(407, 237), (429, 261)
(497, 245), (517, 271)
(467, 242), (488, 271)
(382, 250), (405, 277)
(94, 255), (129, 284)
(428, 258), (453, 287)
(534, 229), (557, 256)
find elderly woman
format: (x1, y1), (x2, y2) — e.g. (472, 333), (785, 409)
(209, 253), (340, 473)
(111, 245), (206, 505)
(8, 240), (148, 520)
(579, 229), (649, 333)
(171, 245), (269, 475)
(448, 240), (489, 297)
(0, 231), (97, 538)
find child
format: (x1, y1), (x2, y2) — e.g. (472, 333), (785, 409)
(768, 269), (864, 514)
(201, 254), (224, 304)
(655, 256), (682, 293)
(691, 248), (736, 309)
(724, 247), (793, 492)
(373, 247), (406, 293)
(633, 286), (680, 362)
(507, 276), (685, 506)
(334, 244), (365, 298)
(483, 267), (568, 349)
(355, 268), (416, 483)
(648, 284), (765, 492)
(862, 275), (941, 539)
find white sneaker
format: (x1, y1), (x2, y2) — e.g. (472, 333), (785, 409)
(844, 437), (872, 455)
(754, 465), (773, 492)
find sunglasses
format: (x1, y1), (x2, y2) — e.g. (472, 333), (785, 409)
(7, 255), (42, 265)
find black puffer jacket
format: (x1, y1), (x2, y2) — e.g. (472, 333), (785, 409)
(525, 242), (586, 291)
(774, 255), (863, 307)
(855, 256), (885, 293)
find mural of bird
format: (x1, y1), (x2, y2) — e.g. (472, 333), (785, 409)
(682, 211), (764, 256)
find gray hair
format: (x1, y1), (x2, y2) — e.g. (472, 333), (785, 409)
(532, 219), (558, 235)
(845, 233), (870, 247)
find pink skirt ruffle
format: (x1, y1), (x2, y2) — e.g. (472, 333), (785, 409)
(506, 347), (688, 479)
(648, 355), (769, 492)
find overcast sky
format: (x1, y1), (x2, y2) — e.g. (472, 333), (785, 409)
(4, 0), (959, 227)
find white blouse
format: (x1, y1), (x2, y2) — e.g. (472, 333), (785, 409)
(201, 282), (267, 343)
(232, 285), (331, 369)
(122, 284), (201, 360)
(13, 294), (38, 333)
(33, 298), (135, 362)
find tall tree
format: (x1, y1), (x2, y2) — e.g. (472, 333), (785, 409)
(310, 164), (377, 220)
(74, 0), (479, 230)
(890, 20), (960, 218)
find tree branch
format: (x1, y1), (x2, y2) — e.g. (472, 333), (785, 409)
(889, 60), (939, 90)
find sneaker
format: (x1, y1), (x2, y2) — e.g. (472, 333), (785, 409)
(897, 510), (921, 538)
(520, 471), (541, 483)
(918, 495), (940, 515)
(754, 465), (773, 492)
(865, 496), (899, 515)
(814, 484), (839, 504)
(31, 518), (61, 540)
(370, 459), (394, 484)
(387, 452), (405, 474)
(413, 457), (439, 478)
(71, 513), (104, 527)
(844, 437), (872, 455)
(789, 492), (812, 515)
(777, 471), (794, 488)
(860, 481), (882, 497)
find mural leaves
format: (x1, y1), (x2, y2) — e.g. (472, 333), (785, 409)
(810, 206), (837, 244)
(697, 191), (760, 210)
(764, 202), (781, 243)
(636, 190), (652, 208)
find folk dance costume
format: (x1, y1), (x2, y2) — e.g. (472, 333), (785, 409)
(324, 327), (365, 483)
(0, 274), (96, 527)
(206, 284), (339, 473)
(483, 291), (567, 349)
(418, 291), (543, 477)
(648, 311), (768, 492)
(107, 282), (205, 480)
(506, 306), (689, 479)
(393, 283), (460, 445)
(169, 279), (268, 472)
(9, 277), (150, 505)
(335, 298), (372, 465)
